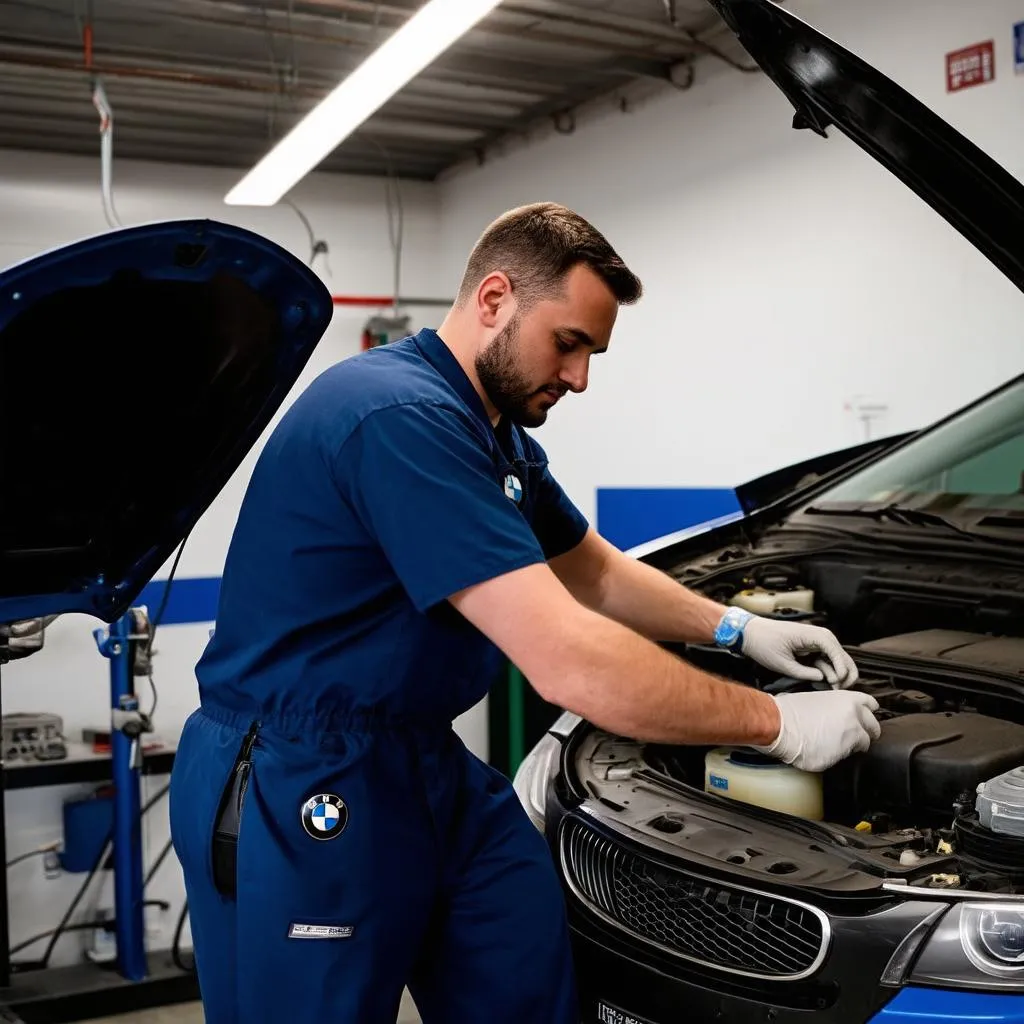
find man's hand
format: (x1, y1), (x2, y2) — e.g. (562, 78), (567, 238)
(739, 617), (859, 687)
(754, 690), (881, 772)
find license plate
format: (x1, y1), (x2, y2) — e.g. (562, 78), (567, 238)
(595, 1001), (657, 1024)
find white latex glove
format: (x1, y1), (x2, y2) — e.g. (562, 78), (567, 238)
(754, 690), (882, 772)
(740, 617), (859, 688)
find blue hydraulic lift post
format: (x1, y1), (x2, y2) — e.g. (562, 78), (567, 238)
(95, 610), (147, 982)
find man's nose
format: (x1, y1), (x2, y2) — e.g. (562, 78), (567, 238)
(560, 358), (588, 394)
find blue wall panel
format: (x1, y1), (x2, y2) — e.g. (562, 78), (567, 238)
(137, 576), (220, 626)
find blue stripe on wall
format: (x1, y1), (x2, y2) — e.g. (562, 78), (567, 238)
(137, 575), (221, 626)
(596, 487), (741, 551)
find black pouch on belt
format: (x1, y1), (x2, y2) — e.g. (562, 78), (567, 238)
(211, 720), (259, 899)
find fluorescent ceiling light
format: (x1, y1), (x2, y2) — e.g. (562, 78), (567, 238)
(225, 0), (505, 206)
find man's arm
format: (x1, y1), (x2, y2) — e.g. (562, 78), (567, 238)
(548, 527), (861, 687)
(548, 527), (726, 643)
(448, 560), (880, 771)
(452, 559), (776, 746)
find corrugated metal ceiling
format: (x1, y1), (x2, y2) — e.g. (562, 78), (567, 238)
(0, 0), (760, 181)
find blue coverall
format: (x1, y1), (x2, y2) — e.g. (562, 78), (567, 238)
(169, 328), (587, 1022)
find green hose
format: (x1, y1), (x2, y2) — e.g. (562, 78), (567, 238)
(508, 661), (525, 776)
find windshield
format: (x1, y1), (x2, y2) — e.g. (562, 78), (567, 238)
(806, 378), (1024, 513)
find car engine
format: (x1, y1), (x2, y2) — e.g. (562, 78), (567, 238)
(572, 566), (1024, 896)
(800, 632), (1024, 892)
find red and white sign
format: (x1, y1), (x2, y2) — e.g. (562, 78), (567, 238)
(946, 40), (995, 92)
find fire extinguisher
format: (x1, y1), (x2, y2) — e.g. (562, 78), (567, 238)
(361, 314), (412, 351)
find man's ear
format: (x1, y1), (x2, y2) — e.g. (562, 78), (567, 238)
(475, 271), (513, 328)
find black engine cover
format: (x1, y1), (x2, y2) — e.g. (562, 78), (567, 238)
(826, 712), (1024, 819)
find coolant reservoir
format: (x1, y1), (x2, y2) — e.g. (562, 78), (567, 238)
(729, 586), (814, 615)
(976, 766), (1024, 837)
(705, 748), (824, 820)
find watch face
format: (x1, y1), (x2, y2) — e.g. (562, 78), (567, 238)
(715, 608), (751, 648)
(714, 624), (736, 647)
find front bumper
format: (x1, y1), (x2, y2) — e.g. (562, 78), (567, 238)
(553, 809), (945, 1024)
(568, 890), (908, 1024)
(572, 924), (880, 1023)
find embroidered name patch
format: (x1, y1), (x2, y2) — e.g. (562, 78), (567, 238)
(288, 923), (355, 940)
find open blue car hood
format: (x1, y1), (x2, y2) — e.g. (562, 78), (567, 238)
(0, 219), (333, 625)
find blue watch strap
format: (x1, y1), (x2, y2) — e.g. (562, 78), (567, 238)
(714, 607), (754, 650)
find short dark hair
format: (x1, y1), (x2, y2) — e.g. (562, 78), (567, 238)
(455, 202), (643, 309)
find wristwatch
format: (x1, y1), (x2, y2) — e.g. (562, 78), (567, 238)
(714, 607), (753, 651)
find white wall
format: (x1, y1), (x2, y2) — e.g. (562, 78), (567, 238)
(0, 148), (462, 967)
(437, 0), (1024, 527)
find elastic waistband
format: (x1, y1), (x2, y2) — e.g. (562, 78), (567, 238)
(198, 698), (454, 742)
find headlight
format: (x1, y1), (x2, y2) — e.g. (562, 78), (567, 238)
(512, 713), (578, 831)
(512, 733), (560, 831)
(962, 904), (1024, 978)
(908, 901), (1024, 990)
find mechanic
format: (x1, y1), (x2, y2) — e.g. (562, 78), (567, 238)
(168, 202), (881, 1024)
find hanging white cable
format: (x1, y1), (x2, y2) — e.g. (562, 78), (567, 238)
(91, 79), (122, 230)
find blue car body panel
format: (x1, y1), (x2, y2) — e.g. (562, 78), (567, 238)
(872, 987), (1024, 1022)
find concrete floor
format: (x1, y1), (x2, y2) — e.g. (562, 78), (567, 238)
(90, 989), (423, 1022)
(90, 1007), (205, 1024)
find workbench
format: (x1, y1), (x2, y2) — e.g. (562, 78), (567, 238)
(0, 743), (200, 1022)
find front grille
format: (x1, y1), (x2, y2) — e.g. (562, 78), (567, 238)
(560, 817), (829, 981)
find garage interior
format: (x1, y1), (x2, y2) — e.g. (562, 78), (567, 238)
(1, 0), (1023, 1022)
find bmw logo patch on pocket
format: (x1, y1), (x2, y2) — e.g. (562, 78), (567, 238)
(503, 472), (523, 505)
(301, 793), (349, 840)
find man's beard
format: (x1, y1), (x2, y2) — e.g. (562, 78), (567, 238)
(475, 315), (550, 428)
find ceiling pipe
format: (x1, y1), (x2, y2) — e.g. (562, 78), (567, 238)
(299, 0), (702, 51)
(0, 48), (546, 133)
(0, 49), (301, 94)
(500, 0), (704, 44)
(332, 295), (452, 308)
(128, 13), (535, 111)
(188, 0), (682, 63)
(297, 0), (751, 73)
(0, 38), (566, 101)
(0, 67), (520, 139)
(502, 0), (759, 70)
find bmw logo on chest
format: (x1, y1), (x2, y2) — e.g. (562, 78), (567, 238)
(301, 793), (349, 841)
(503, 472), (523, 505)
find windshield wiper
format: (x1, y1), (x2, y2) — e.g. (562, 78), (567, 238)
(804, 503), (978, 539)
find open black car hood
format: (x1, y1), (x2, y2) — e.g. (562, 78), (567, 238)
(0, 219), (333, 625)
(707, 0), (1024, 295)
(733, 431), (914, 515)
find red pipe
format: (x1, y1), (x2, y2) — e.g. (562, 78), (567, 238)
(332, 295), (394, 307)
(332, 295), (453, 307)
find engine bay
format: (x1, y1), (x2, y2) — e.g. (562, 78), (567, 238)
(573, 549), (1024, 896)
